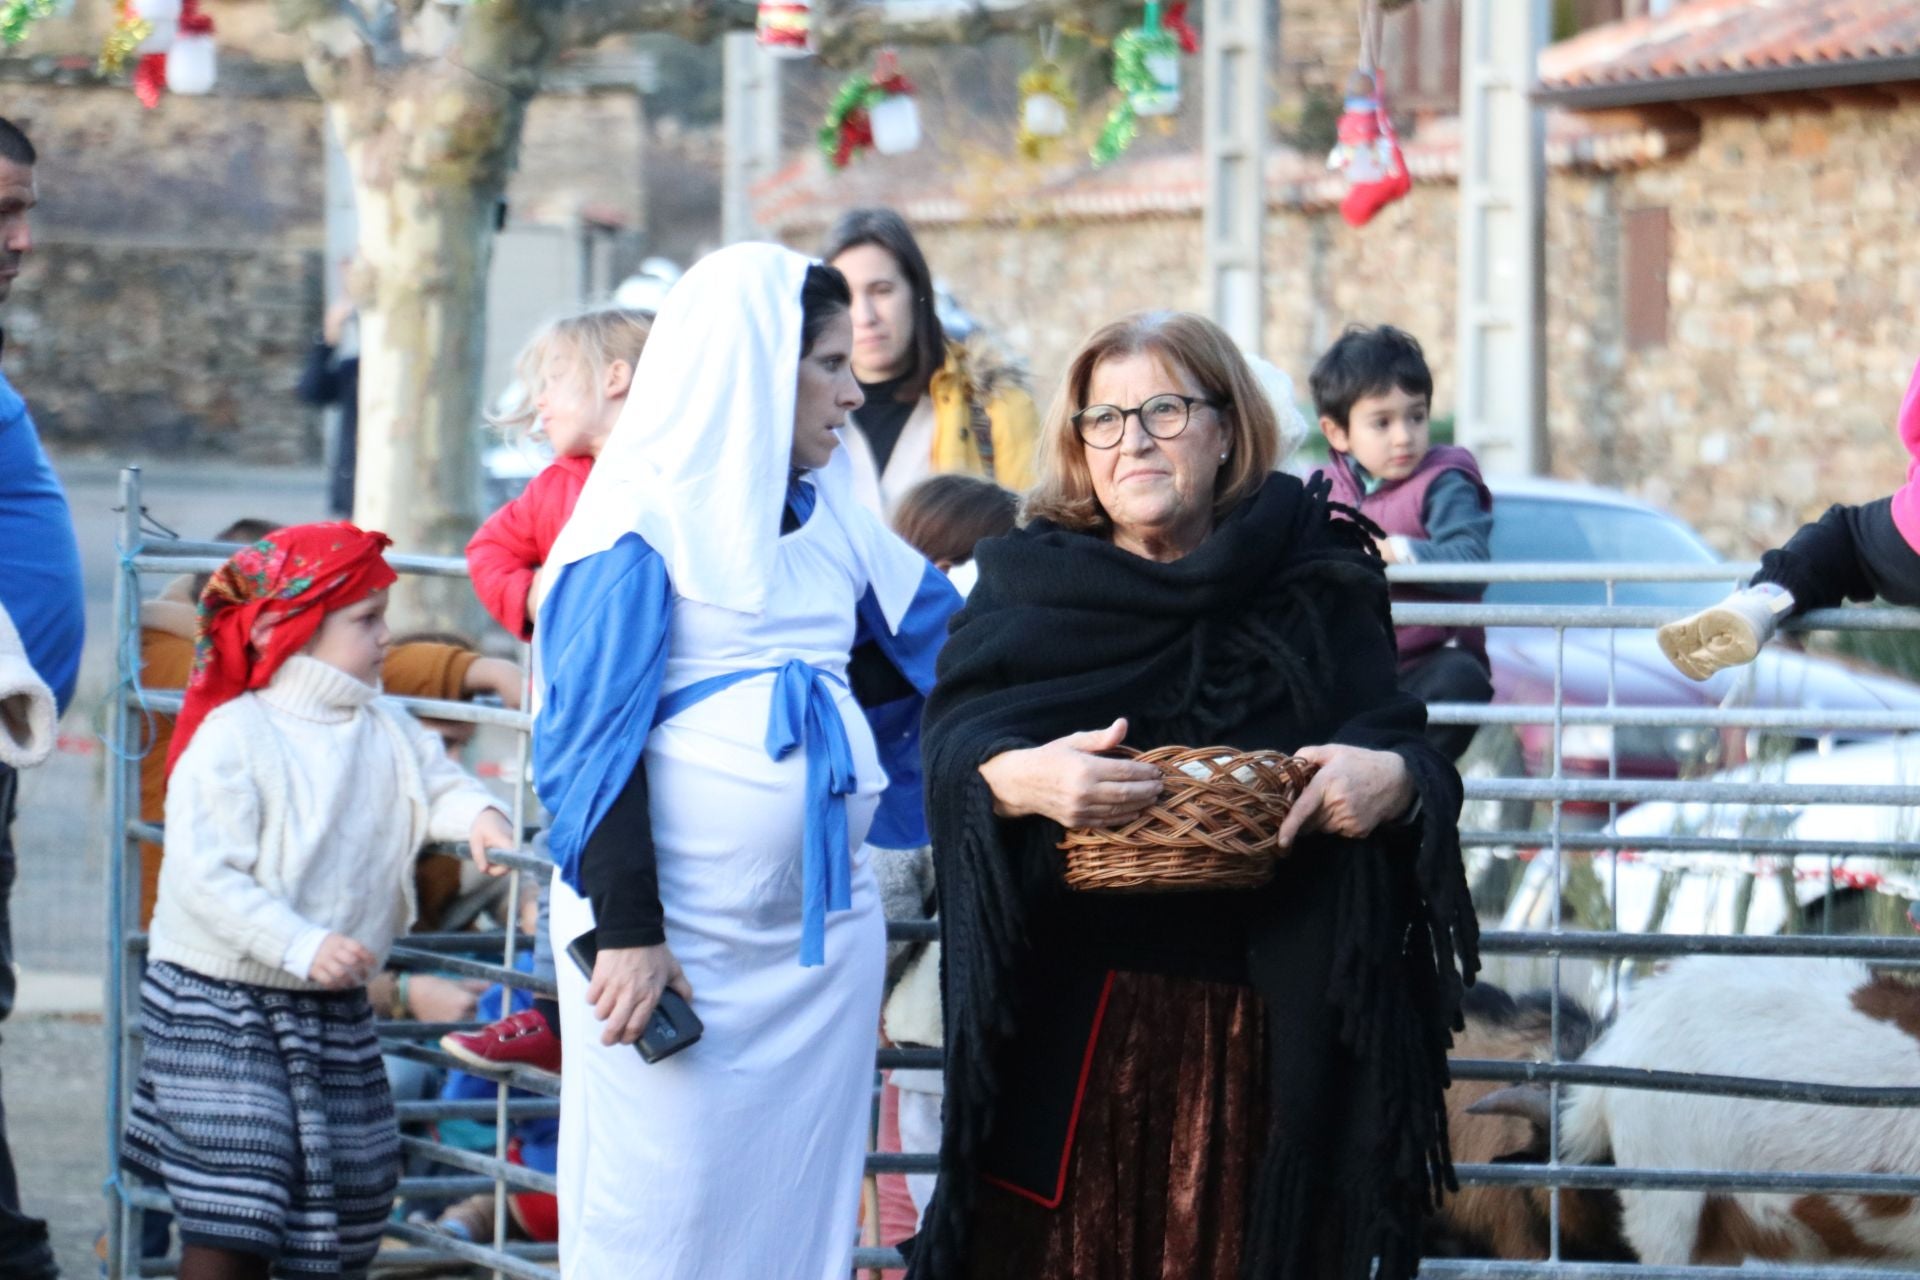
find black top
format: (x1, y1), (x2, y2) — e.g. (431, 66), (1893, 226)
(909, 472), (1479, 1280)
(854, 373), (918, 474)
(296, 339), (359, 519)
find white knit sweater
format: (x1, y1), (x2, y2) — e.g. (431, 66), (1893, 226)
(149, 655), (505, 991)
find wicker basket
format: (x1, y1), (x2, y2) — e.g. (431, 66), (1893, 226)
(1058, 746), (1319, 893)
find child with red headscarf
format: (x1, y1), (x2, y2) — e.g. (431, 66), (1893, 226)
(123, 522), (517, 1280)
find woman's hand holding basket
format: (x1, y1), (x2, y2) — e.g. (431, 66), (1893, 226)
(1274, 744), (1415, 848)
(977, 717), (1164, 828)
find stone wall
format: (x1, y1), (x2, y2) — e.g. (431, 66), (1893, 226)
(2, 83), (329, 462)
(2, 72), (648, 463)
(886, 97), (1920, 559)
(510, 88), (648, 228)
(1580, 103), (1920, 554)
(904, 182), (1461, 435)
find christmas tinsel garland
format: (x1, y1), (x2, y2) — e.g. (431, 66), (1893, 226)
(0, 0), (55, 49)
(1092, 19), (1177, 168)
(817, 66), (914, 169)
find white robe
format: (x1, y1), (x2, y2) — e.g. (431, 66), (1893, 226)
(552, 494), (887, 1279)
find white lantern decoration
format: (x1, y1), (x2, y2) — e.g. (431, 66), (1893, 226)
(135, 16), (175, 53)
(132, 0), (180, 22)
(1132, 50), (1181, 117)
(755, 1), (812, 59)
(165, 28), (216, 94)
(1022, 91), (1069, 140)
(869, 92), (921, 156)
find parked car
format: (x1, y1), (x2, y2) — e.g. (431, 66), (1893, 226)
(1455, 478), (1920, 844)
(1498, 734), (1920, 939)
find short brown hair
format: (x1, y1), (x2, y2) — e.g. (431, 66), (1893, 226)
(892, 475), (1018, 566)
(1025, 311), (1279, 534)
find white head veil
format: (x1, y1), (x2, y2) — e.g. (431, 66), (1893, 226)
(545, 242), (921, 628)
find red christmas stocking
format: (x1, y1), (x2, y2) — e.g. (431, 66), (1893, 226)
(1340, 113), (1411, 227)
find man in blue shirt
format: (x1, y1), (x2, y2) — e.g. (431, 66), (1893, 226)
(0, 114), (83, 1280)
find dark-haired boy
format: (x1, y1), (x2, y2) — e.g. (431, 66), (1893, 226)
(1310, 324), (1494, 761)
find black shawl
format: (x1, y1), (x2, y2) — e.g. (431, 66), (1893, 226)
(909, 472), (1479, 1280)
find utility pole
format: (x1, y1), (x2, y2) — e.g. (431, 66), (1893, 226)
(1203, 0), (1270, 351)
(1454, 0), (1548, 474)
(723, 32), (785, 244)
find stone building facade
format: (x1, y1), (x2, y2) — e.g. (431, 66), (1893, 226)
(763, 33), (1920, 559)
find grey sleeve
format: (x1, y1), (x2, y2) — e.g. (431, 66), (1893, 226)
(1404, 470), (1493, 597)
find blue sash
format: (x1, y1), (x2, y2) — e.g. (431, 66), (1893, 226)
(652, 660), (857, 967)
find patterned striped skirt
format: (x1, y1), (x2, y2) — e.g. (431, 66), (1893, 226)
(123, 962), (399, 1274)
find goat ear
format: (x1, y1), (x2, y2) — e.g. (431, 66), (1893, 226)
(1466, 1085), (1553, 1131)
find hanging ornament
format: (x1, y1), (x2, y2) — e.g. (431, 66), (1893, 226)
(98, 0), (152, 74)
(816, 52), (917, 169)
(131, 50), (166, 107)
(1016, 59), (1074, 159)
(1326, 7), (1410, 227)
(165, 0), (215, 95)
(0, 0), (56, 49)
(131, 0), (178, 22)
(866, 50), (920, 155)
(1092, 2), (1190, 168)
(756, 0), (812, 58)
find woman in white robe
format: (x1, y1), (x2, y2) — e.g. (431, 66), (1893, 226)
(524, 244), (958, 1278)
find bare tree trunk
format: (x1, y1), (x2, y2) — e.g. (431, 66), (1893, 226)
(324, 72), (530, 625)
(287, 0), (1118, 626)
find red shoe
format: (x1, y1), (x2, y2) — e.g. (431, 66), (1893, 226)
(440, 1009), (561, 1074)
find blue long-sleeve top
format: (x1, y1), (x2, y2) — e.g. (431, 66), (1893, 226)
(0, 365), (84, 713)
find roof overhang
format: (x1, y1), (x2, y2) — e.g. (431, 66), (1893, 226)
(1535, 52), (1920, 110)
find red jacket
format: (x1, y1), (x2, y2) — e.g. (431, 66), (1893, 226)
(467, 455), (594, 639)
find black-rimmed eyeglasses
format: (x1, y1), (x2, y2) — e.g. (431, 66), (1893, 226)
(1071, 393), (1221, 449)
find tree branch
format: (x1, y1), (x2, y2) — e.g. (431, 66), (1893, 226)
(565, 0), (1120, 65)
(811, 0), (1124, 63)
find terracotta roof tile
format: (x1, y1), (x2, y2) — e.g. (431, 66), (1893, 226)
(1540, 0), (1920, 94)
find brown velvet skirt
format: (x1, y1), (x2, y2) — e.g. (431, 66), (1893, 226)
(966, 971), (1269, 1280)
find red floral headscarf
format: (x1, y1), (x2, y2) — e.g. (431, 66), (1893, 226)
(166, 521), (396, 776)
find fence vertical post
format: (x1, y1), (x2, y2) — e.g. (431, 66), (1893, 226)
(104, 466), (144, 1279)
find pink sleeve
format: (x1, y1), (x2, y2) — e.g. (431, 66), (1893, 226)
(1890, 360), (1920, 556)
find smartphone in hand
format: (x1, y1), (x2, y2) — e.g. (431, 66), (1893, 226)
(565, 927), (703, 1064)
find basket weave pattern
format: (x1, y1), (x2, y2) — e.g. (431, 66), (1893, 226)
(1058, 746), (1320, 892)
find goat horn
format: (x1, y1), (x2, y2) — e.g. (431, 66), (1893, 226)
(1465, 1085), (1553, 1129)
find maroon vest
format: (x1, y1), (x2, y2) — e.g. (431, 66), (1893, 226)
(1312, 444), (1491, 670)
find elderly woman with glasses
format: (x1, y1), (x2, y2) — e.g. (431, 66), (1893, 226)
(908, 312), (1479, 1280)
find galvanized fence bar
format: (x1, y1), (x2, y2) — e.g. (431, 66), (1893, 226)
(108, 489), (1920, 1277)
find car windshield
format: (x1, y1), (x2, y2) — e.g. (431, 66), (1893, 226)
(1485, 496), (1734, 608)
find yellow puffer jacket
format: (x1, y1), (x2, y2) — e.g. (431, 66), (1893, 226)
(925, 334), (1041, 491)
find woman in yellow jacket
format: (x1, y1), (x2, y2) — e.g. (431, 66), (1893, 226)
(825, 208), (1040, 514)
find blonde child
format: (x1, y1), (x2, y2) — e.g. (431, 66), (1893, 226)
(448, 308), (650, 1076)
(124, 522), (515, 1280)
(466, 308), (652, 639)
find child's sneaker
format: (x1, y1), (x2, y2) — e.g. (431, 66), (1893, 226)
(1657, 584), (1794, 681)
(440, 1009), (560, 1074)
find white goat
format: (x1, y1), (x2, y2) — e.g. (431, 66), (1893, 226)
(1560, 955), (1920, 1266)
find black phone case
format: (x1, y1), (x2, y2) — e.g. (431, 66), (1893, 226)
(565, 929), (704, 1064)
